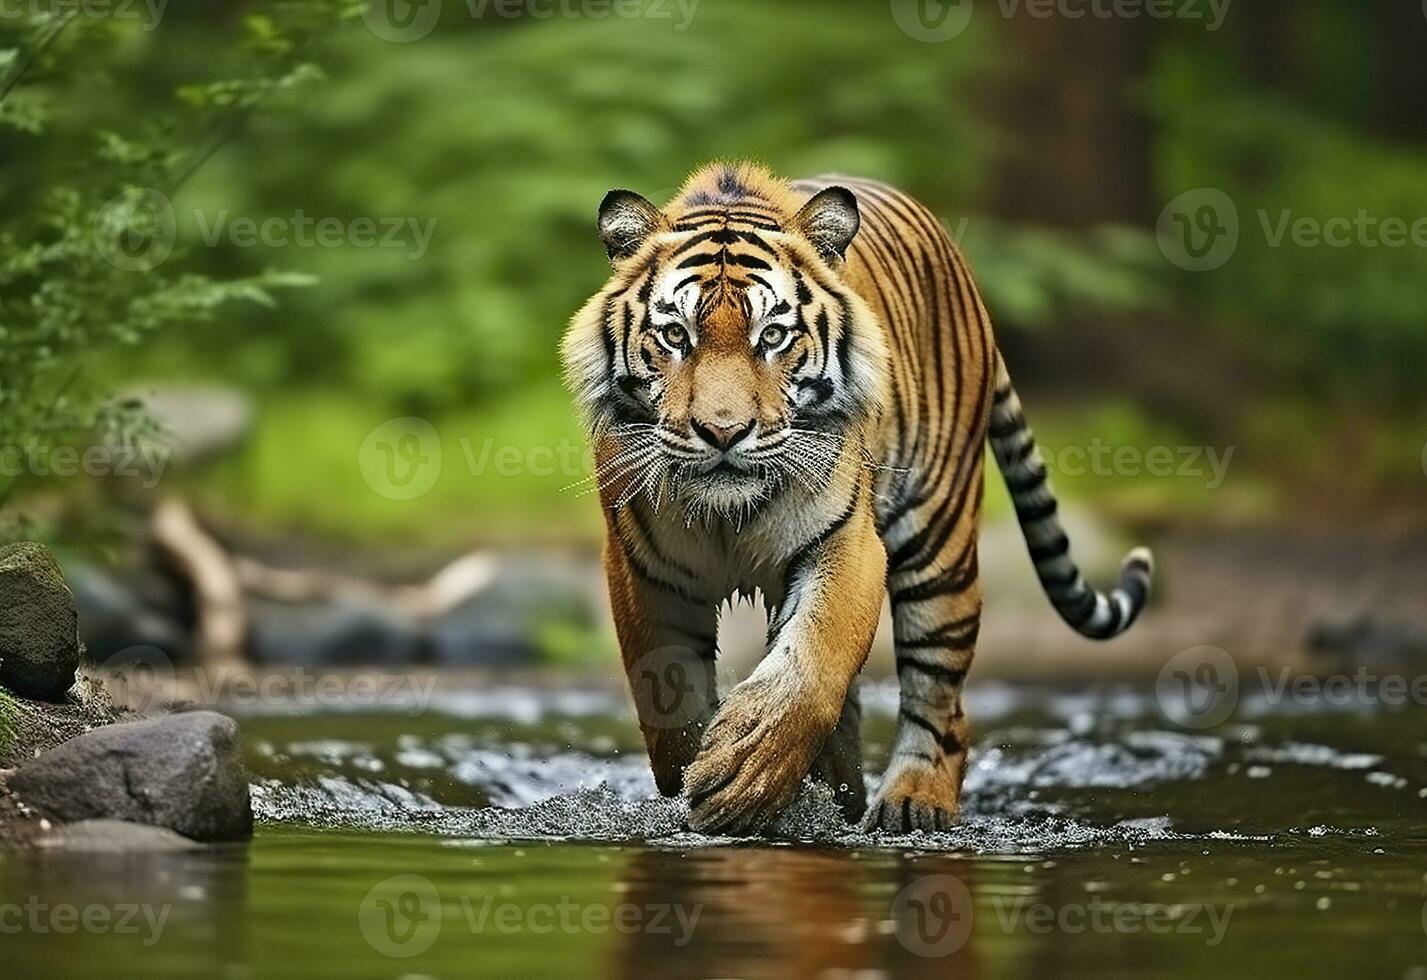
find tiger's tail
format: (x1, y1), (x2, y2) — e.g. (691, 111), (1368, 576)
(987, 356), (1154, 640)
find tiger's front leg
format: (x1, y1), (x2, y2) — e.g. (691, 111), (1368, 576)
(605, 523), (720, 796)
(684, 498), (886, 834)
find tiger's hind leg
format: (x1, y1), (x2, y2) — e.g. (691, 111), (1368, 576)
(864, 462), (984, 833)
(806, 685), (866, 822)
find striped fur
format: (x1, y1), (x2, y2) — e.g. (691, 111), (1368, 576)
(563, 162), (1153, 834)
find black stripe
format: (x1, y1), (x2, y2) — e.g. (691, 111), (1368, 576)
(618, 536), (700, 604)
(626, 503), (699, 581)
(779, 484), (864, 606)
(676, 252), (719, 270)
(729, 252), (772, 270)
(835, 305), (855, 382)
(891, 551), (978, 605)
(1003, 434), (1037, 467)
(900, 709), (964, 755)
(1003, 465), (1048, 495)
(1039, 567), (1079, 591)
(1029, 534), (1070, 565)
(896, 657), (969, 683)
(670, 229), (725, 257)
(1014, 497), (1058, 524)
(989, 413), (1023, 440)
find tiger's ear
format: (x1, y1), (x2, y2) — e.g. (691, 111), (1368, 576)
(793, 186), (861, 263)
(597, 190), (666, 262)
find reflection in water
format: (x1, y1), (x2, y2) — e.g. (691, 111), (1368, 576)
(610, 848), (983, 980)
(0, 845), (250, 975)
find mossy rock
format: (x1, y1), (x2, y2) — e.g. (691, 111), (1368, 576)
(0, 687), (15, 756)
(0, 542), (80, 703)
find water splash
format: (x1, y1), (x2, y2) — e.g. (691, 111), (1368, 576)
(246, 684), (1425, 852)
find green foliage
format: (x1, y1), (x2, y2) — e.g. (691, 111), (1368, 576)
(127, 1), (1165, 407)
(6, 0), (1416, 542)
(72, 1), (1163, 539)
(193, 382), (594, 545)
(1150, 31), (1427, 404)
(965, 221), (1168, 328)
(0, 5), (352, 513)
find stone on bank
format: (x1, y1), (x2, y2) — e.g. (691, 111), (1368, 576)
(0, 542), (81, 702)
(9, 711), (254, 843)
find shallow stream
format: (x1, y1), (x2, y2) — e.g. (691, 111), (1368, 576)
(4, 680), (1426, 978)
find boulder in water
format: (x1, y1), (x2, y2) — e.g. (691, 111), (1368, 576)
(9, 710), (253, 842)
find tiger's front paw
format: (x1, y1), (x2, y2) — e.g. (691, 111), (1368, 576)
(862, 765), (962, 834)
(683, 678), (828, 835)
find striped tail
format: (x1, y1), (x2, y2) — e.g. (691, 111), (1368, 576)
(988, 358), (1154, 640)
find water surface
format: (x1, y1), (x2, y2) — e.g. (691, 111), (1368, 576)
(4, 682), (1426, 978)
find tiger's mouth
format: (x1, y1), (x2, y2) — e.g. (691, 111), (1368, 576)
(677, 462), (775, 515)
(702, 459), (754, 477)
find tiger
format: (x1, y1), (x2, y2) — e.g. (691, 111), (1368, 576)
(562, 161), (1153, 834)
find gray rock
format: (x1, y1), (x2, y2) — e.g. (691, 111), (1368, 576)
(69, 563), (192, 665)
(32, 819), (204, 853)
(0, 542), (81, 702)
(9, 711), (253, 842)
(247, 597), (425, 667)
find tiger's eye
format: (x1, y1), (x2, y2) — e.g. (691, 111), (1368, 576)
(661, 324), (687, 348)
(759, 325), (787, 350)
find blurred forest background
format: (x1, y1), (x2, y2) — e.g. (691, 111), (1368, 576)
(1, 0), (1425, 647)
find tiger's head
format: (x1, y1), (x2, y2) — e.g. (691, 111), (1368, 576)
(563, 162), (890, 519)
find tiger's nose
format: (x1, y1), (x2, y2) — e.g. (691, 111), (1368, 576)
(691, 418), (756, 452)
